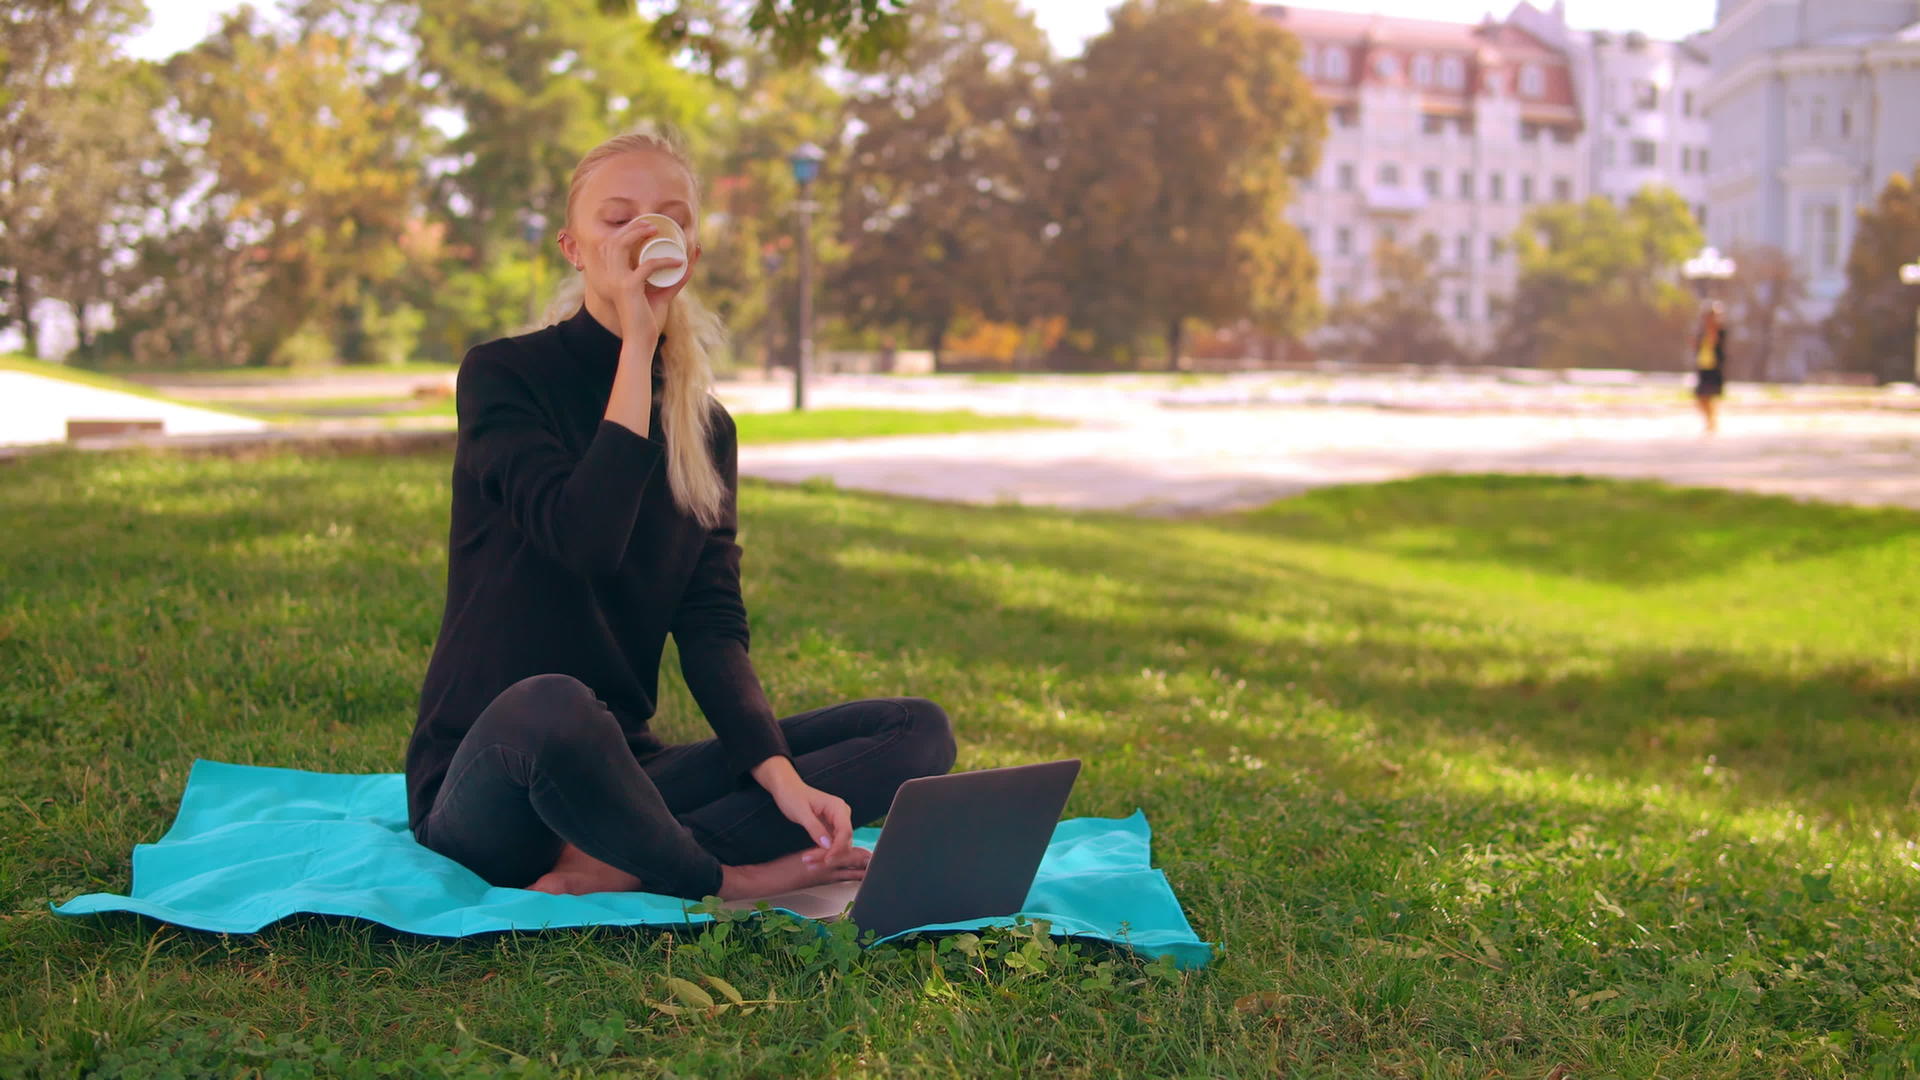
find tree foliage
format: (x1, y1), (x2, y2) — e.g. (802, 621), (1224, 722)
(1825, 167), (1920, 383)
(1319, 239), (1464, 366)
(828, 0), (1053, 366)
(1723, 244), (1810, 381)
(1041, 0), (1323, 367)
(1497, 187), (1702, 370)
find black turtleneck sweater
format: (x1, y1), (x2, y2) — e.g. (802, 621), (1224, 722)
(405, 303), (793, 835)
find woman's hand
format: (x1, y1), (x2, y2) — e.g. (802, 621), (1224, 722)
(598, 217), (690, 345)
(754, 758), (854, 867)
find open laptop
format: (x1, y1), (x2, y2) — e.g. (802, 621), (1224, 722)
(720, 758), (1080, 939)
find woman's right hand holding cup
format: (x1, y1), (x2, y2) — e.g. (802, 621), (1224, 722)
(598, 217), (684, 346)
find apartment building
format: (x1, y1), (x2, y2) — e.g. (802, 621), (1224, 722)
(1701, 0), (1920, 321)
(1264, 3), (1713, 353)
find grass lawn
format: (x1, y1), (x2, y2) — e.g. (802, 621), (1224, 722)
(2, 456), (1917, 1077)
(221, 399), (1064, 441)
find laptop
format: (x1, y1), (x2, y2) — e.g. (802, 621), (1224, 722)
(720, 758), (1080, 939)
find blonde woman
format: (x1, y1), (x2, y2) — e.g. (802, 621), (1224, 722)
(405, 128), (955, 901)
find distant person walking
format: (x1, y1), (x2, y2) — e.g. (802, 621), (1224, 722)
(1691, 301), (1727, 435)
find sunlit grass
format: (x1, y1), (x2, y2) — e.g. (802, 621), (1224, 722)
(3, 453), (1917, 1076)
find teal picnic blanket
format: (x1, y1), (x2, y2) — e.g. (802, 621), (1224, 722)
(51, 759), (1212, 969)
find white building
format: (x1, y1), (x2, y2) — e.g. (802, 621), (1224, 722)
(1267, 4), (1713, 354)
(1264, 5), (1587, 352)
(1701, 0), (1920, 340)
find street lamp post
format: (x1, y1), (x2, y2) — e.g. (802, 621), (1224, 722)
(520, 210), (548, 327)
(1901, 259), (1920, 384)
(788, 142), (826, 412)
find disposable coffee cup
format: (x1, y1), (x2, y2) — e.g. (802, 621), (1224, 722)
(633, 212), (688, 288)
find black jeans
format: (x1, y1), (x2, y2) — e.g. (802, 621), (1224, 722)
(413, 673), (957, 900)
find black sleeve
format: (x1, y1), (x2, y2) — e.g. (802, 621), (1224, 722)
(672, 405), (794, 779)
(454, 344), (665, 576)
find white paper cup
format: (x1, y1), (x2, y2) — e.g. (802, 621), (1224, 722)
(634, 213), (689, 288)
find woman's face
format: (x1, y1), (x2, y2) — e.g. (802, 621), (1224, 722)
(558, 149), (702, 315)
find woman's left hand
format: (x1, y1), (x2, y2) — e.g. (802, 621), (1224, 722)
(768, 778), (854, 866)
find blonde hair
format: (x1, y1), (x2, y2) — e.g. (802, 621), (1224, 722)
(540, 126), (728, 529)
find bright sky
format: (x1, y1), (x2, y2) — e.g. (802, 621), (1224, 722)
(123, 0), (1720, 62)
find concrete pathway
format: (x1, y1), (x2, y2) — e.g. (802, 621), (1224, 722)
(729, 378), (1920, 514)
(0, 371), (267, 447)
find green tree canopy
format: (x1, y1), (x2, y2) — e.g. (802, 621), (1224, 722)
(827, 0), (1053, 366)
(1497, 186), (1702, 370)
(1041, 0), (1323, 368)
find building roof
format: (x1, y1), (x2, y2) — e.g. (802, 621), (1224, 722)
(1256, 3), (1581, 122)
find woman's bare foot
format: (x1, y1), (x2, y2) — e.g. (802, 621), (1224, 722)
(719, 845), (871, 900)
(526, 841), (644, 895)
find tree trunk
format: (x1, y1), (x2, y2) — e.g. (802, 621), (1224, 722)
(1165, 315), (1184, 371)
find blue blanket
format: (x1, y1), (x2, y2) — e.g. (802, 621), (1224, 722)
(51, 759), (1212, 969)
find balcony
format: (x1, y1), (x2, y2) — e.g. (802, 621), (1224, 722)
(1363, 185), (1428, 216)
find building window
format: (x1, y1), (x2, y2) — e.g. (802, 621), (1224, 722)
(1337, 162), (1356, 191)
(1810, 96), (1825, 138)
(1422, 113), (1445, 136)
(1454, 293), (1470, 320)
(1634, 81), (1659, 110)
(1440, 55), (1465, 89)
(1422, 167), (1441, 196)
(1456, 233), (1471, 264)
(1681, 146), (1692, 172)
(1698, 147), (1708, 172)
(1301, 45), (1317, 79)
(1413, 54), (1434, 85)
(1488, 172), (1504, 201)
(1334, 104), (1359, 128)
(1336, 226), (1352, 256)
(1378, 162), (1401, 186)
(1519, 174), (1534, 203)
(1601, 138), (1615, 167)
(1682, 90), (1694, 116)
(1552, 175), (1571, 201)
(1631, 139), (1657, 166)
(1374, 53), (1399, 80)
(1419, 231), (1439, 258)
(1697, 204), (1707, 229)
(1840, 107), (1852, 138)
(1816, 202), (1839, 271)
(1554, 125), (1575, 144)
(1520, 121), (1541, 143)
(1488, 234), (1503, 262)
(1323, 47), (1349, 81)
(1458, 170), (1475, 198)
(1518, 64), (1545, 98)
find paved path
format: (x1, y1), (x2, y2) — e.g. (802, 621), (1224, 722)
(0, 371), (266, 447)
(727, 377), (1920, 514)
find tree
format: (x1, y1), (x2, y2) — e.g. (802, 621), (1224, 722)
(1040, 0), (1323, 368)
(827, 0), (1053, 368)
(697, 52), (843, 371)
(145, 11), (423, 366)
(1497, 186), (1702, 370)
(1723, 244), (1809, 381)
(0, 0), (147, 358)
(1319, 239), (1464, 366)
(1825, 167), (1920, 383)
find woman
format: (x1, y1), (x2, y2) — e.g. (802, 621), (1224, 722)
(405, 127), (956, 901)
(1691, 301), (1727, 435)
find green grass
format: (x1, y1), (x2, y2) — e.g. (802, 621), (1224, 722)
(730, 407), (1061, 442)
(3, 458), (1918, 1076)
